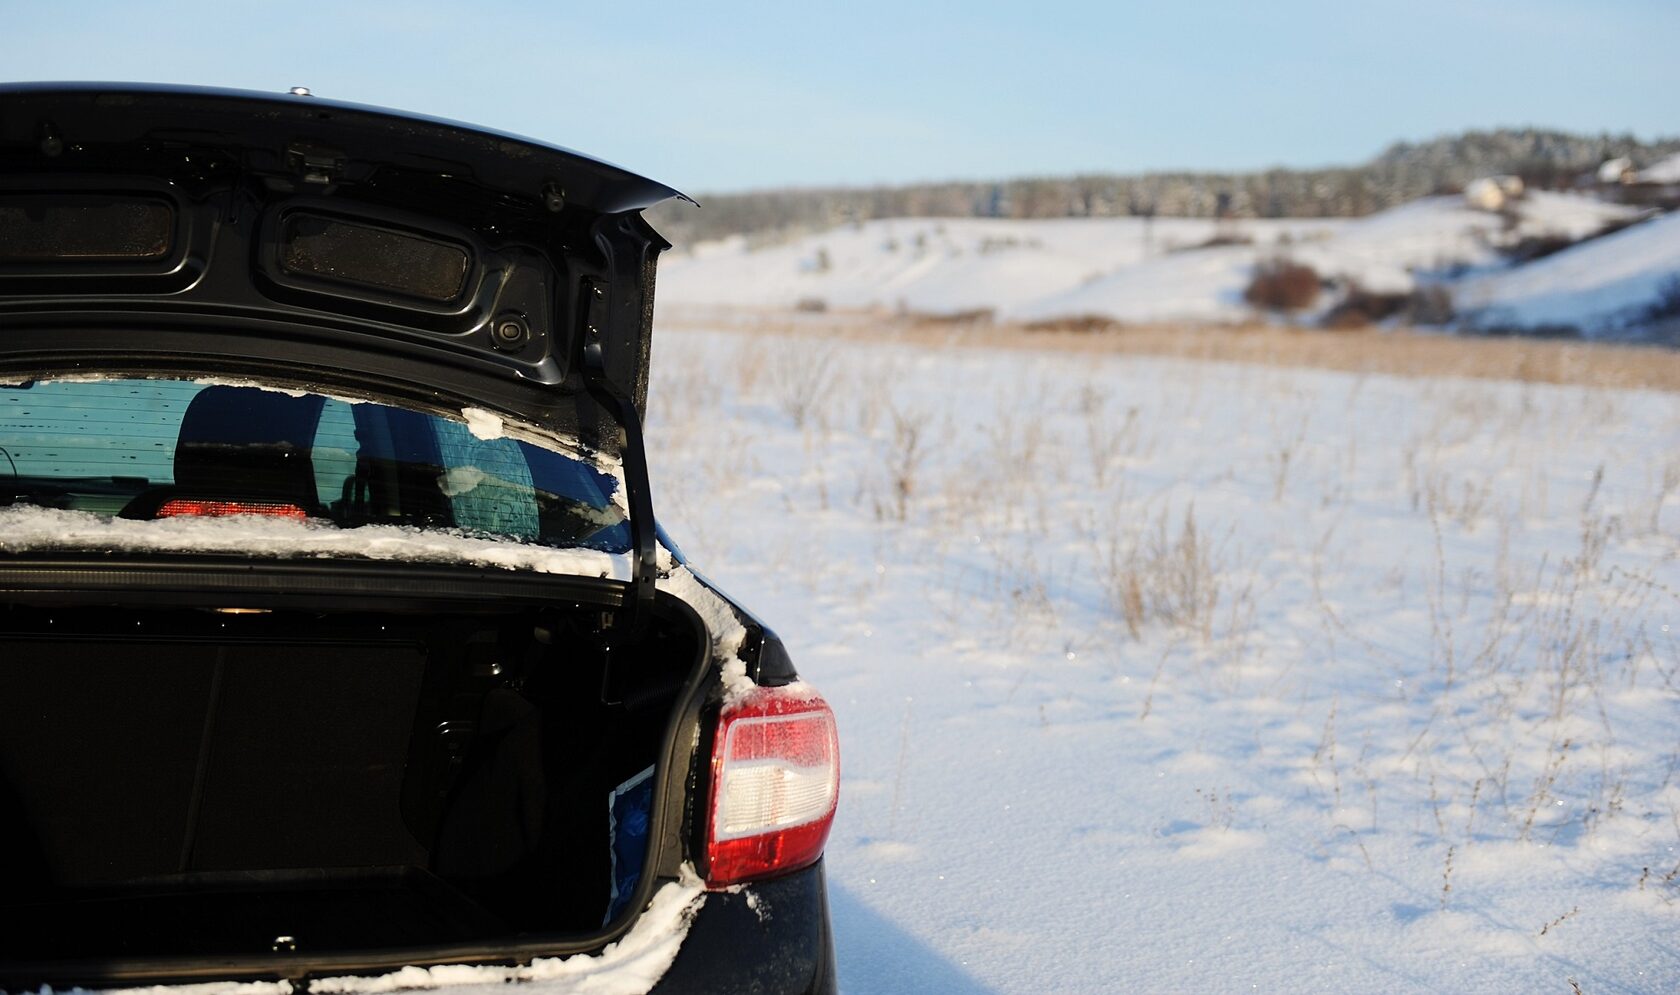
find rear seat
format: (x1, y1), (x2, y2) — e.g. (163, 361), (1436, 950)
(120, 385), (326, 519)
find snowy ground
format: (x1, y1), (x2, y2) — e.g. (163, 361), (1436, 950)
(644, 322), (1680, 994)
(657, 192), (1673, 337)
(660, 215), (1341, 322)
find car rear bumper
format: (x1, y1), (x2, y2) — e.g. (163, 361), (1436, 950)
(653, 861), (838, 995)
(0, 862), (837, 995)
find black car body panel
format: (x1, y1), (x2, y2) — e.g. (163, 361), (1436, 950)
(0, 82), (685, 215)
(0, 85), (836, 994)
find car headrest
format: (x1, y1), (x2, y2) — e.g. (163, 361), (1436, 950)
(172, 386), (326, 509)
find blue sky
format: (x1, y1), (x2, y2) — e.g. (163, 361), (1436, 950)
(3, 1), (1676, 193)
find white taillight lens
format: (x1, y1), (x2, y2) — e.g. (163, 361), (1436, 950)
(705, 685), (839, 887)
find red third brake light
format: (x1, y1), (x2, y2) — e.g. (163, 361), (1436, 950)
(705, 685), (840, 888)
(156, 499), (310, 521)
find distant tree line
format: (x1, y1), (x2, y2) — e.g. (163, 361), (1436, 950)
(647, 128), (1680, 248)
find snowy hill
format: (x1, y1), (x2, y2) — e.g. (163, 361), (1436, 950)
(658, 192), (1674, 338)
(1456, 211), (1680, 337)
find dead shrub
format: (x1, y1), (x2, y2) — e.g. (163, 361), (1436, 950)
(1321, 284), (1409, 329)
(1471, 323), (1584, 341)
(1405, 285), (1455, 326)
(1170, 232), (1255, 253)
(908, 307), (996, 327)
(1244, 259), (1321, 311)
(1022, 314), (1124, 334)
(1645, 274), (1680, 323)
(1105, 506), (1228, 641)
(1321, 309), (1370, 330)
(884, 405), (926, 521)
(766, 343), (835, 428)
(1502, 215), (1646, 265)
(978, 235), (1041, 254)
(1500, 234), (1577, 265)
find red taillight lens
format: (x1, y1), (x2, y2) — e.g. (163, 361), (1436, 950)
(705, 685), (840, 888)
(156, 499), (310, 520)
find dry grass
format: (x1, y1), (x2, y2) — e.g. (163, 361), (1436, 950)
(1104, 505), (1229, 642)
(659, 306), (1680, 393)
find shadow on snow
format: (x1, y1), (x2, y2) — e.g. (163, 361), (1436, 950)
(829, 884), (1000, 995)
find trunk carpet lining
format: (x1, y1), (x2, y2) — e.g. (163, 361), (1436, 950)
(0, 638), (428, 886)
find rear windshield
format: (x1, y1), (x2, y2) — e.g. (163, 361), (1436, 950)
(0, 379), (629, 552)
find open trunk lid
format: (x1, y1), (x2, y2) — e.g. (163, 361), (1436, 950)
(0, 82), (684, 422)
(0, 82), (685, 624)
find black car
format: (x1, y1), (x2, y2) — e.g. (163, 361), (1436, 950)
(0, 83), (838, 993)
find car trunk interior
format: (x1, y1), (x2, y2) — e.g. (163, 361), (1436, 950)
(0, 597), (700, 963)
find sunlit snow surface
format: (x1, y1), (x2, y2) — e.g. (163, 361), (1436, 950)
(643, 326), (1680, 994)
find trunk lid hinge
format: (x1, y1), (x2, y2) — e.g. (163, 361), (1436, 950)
(579, 277), (658, 635)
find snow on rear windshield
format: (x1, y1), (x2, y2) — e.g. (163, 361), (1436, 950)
(0, 378), (630, 553)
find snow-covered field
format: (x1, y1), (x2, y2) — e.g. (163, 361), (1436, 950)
(658, 192), (1678, 338)
(662, 215), (1340, 323)
(644, 323), (1680, 993)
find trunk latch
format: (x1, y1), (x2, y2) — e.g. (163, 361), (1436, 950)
(284, 143), (345, 186)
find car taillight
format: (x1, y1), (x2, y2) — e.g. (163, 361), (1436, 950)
(156, 499), (310, 520)
(704, 684), (839, 888)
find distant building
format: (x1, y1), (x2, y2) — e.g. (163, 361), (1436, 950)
(1637, 152), (1680, 185)
(1464, 175), (1525, 211)
(1598, 154), (1680, 210)
(1597, 157), (1636, 185)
